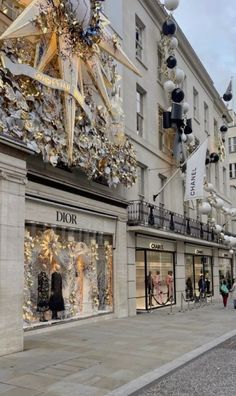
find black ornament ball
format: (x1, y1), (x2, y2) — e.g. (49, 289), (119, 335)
(223, 93), (233, 102)
(210, 152), (219, 163)
(162, 19), (177, 36)
(205, 157), (210, 165)
(171, 88), (185, 103)
(166, 55), (177, 69)
(184, 118), (192, 135)
(220, 125), (228, 133)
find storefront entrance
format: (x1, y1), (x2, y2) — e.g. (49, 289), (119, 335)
(185, 254), (213, 298)
(219, 256), (233, 289)
(136, 249), (175, 310)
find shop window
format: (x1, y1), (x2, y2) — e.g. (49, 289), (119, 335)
(24, 225), (113, 327)
(136, 249), (175, 310)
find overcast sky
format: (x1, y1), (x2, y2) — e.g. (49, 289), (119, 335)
(174, 0), (236, 107)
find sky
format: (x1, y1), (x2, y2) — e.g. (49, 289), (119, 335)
(174, 0), (236, 107)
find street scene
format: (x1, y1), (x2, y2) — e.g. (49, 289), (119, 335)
(0, 0), (236, 394)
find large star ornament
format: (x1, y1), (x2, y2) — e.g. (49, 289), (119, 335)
(0, 0), (140, 162)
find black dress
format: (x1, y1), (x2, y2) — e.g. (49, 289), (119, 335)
(49, 272), (65, 312)
(37, 271), (49, 312)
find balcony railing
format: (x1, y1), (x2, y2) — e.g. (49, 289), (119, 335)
(127, 200), (219, 242)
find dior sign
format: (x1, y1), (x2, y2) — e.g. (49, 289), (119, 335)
(56, 211), (77, 225)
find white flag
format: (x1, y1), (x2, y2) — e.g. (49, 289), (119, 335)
(184, 140), (208, 201)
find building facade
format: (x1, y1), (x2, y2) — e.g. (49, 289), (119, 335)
(103, 0), (234, 315)
(0, 0), (235, 357)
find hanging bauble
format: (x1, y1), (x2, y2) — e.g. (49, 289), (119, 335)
(210, 152), (219, 163)
(224, 235), (231, 244)
(163, 111), (172, 129)
(199, 202), (211, 215)
(164, 0), (180, 11)
(230, 208), (236, 217)
(212, 198), (224, 209)
(222, 207), (230, 215)
(166, 55), (177, 69)
(204, 183), (214, 192)
(183, 102), (190, 114)
(164, 80), (175, 93)
(162, 19), (177, 36)
(170, 36), (178, 49)
(187, 133), (194, 143)
(229, 249), (234, 255)
(223, 93), (233, 102)
(171, 103), (183, 124)
(205, 157), (210, 165)
(175, 68), (185, 84)
(181, 132), (187, 142)
(184, 119), (192, 134)
(171, 88), (184, 103)
(220, 125), (228, 133)
(214, 225), (222, 234)
(220, 232), (225, 239)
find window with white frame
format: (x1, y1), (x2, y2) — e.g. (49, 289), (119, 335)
(135, 16), (145, 61)
(137, 165), (145, 198)
(157, 45), (163, 82)
(159, 173), (167, 206)
(136, 85), (145, 137)
(215, 162), (220, 189)
(229, 137), (236, 153)
(204, 102), (209, 134)
(229, 163), (236, 179)
(193, 87), (199, 120)
(223, 166), (227, 191)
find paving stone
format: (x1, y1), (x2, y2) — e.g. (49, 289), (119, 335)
(1, 387), (41, 396)
(5, 374), (58, 391)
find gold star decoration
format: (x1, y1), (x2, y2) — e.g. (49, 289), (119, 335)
(0, 0), (140, 162)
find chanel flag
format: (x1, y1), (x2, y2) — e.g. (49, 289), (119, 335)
(184, 139), (208, 201)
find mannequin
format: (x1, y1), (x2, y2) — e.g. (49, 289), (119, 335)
(49, 262), (65, 320)
(153, 271), (163, 304)
(37, 265), (49, 322)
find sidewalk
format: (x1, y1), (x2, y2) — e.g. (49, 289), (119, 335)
(0, 300), (236, 396)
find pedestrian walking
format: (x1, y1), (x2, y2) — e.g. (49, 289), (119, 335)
(230, 279), (236, 309)
(220, 280), (229, 308)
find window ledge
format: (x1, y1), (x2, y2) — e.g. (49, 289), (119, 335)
(136, 56), (148, 70)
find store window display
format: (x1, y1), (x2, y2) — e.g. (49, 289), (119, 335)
(24, 225), (113, 327)
(136, 250), (175, 310)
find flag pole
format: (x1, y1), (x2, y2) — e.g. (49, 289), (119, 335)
(153, 136), (209, 202)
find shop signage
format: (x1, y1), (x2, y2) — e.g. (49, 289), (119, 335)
(149, 242), (164, 250)
(56, 211), (77, 225)
(195, 249), (203, 255)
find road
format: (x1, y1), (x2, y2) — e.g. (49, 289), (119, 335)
(134, 336), (236, 396)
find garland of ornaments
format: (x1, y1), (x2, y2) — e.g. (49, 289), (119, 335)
(160, 0), (194, 160)
(199, 182), (236, 254)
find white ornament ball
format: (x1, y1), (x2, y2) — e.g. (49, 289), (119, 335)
(164, 80), (175, 93)
(220, 232), (225, 239)
(181, 133), (187, 142)
(175, 68), (185, 84)
(230, 208), (236, 216)
(164, 0), (180, 11)
(70, 0), (91, 30)
(213, 198), (224, 209)
(229, 249), (234, 255)
(170, 36), (178, 49)
(183, 102), (190, 114)
(214, 224), (222, 234)
(187, 133), (194, 143)
(204, 183), (215, 192)
(230, 237), (236, 247)
(199, 202), (211, 215)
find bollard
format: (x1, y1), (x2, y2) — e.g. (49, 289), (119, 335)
(168, 297), (174, 315)
(179, 293), (184, 313)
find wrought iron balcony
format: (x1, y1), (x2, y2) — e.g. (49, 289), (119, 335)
(127, 200), (219, 242)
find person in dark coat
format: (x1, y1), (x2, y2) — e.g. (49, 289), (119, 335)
(37, 270), (49, 322)
(49, 264), (65, 319)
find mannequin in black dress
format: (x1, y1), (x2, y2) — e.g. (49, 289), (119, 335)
(37, 268), (49, 322)
(49, 263), (65, 320)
